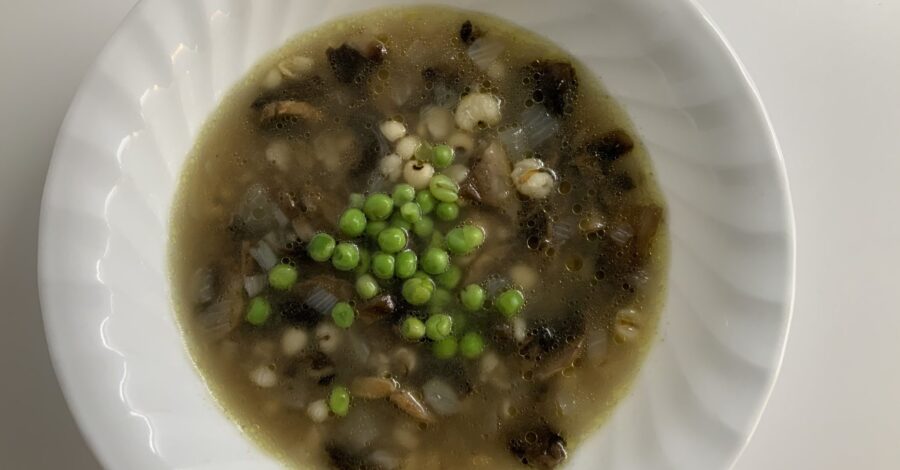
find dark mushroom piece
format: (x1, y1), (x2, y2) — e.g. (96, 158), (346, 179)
(508, 423), (568, 469)
(519, 313), (586, 363)
(257, 100), (323, 125)
(325, 443), (385, 470)
(584, 129), (635, 163)
(327, 42), (385, 84)
(527, 60), (578, 116)
(459, 20), (482, 45)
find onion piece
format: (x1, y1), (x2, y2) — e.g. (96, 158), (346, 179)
(191, 267), (216, 305)
(521, 105), (559, 148)
(198, 299), (238, 337)
(249, 241), (278, 271)
(423, 378), (462, 416)
(549, 218), (577, 245)
(305, 286), (338, 316)
(468, 37), (505, 71)
(609, 223), (634, 246)
(498, 127), (528, 158)
(243, 274), (267, 297)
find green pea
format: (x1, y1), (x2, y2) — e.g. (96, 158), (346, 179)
(331, 243), (360, 271)
(245, 296), (271, 326)
(366, 220), (388, 239)
(460, 284), (486, 311)
(415, 191), (437, 214)
(413, 217), (435, 239)
(268, 263), (298, 290)
(428, 288), (454, 314)
(400, 202), (423, 224)
(430, 230), (445, 249)
(463, 224), (486, 248)
(420, 247), (450, 275)
(390, 211), (413, 231)
(400, 316), (426, 341)
(392, 184), (416, 206)
(446, 224), (485, 255)
(308, 233), (336, 262)
(415, 141), (433, 162)
(402, 276), (434, 306)
(450, 312), (468, 335)
(432, 337), (458, 359)
(425, 314), (453, 341)
(435, 265), (462, 289)
(329, 385), (351, 417)
(356, 274), (380, 300)
(459, 332), (485, 359)
(371, 252), (396, 279)
(377, 227), (408, 253)
(496, 288), (525, 318)
(435, 202), (459, 221)
(349, 193), (365, 209)
(363, 193), (394, 221)
(432, 144), (454, 169)
(339, 208), (367, 237)
(395, 250), (418, 279)
(355, 248), (371, 275)
(429, 174), (459, 203)
(331, 302), (355, 329)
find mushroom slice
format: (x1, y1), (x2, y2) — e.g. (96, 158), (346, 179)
(259, 100), (323, 124)
(350, 377), (399, 399)
(390, 389), (436, 424)
(534, 337), (585, 381)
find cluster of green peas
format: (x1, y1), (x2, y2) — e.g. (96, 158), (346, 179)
(243, 166), (527, 363)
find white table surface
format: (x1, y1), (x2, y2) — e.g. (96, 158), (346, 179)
(2, 0), (898, 468)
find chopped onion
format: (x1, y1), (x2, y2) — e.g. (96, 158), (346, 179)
(609, 223), (634, 246)
(521, 105), (559, 148)
(498, 127), (528, 158)
(262, 231), (284, 251)
(273, 207), (290, 227)
(423, 378), (462, 416)
(305, 286), (337, 315)
(468, 37), (505, 71)
(549, 218), (576, 244)
(243, 274), (267, 297)
(198, 299), (237, 337)
(191, 267), (216, 305)
(249, 241), (278, 271)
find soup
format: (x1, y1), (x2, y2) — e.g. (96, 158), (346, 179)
(171, 6), (667, 469)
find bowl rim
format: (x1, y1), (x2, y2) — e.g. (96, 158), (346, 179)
(680, 0), (796, 465)
(37, 0), (796, 468)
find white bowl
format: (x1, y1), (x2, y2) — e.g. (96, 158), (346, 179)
(38, 0), (795, 469)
